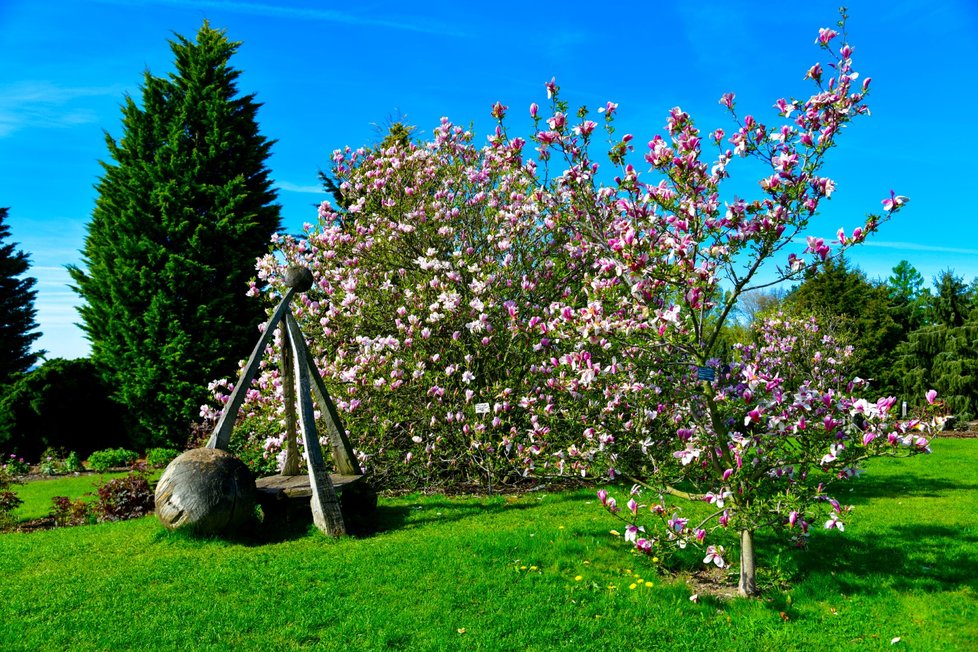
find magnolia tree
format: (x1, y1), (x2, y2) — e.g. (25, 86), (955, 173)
(207, 10), (943, 595)
(570, 13), (943, 594)
(560, 12), (942, 595)
(205, 117), (649, 488)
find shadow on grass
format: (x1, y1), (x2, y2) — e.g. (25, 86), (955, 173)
(780, 467), (978, 597)
(371, 496), (539, 535)
(842, 471), (978, 505)
(149, 485), (582, 547)
(230, 494), (543, 544)
(793, 524), (978, 596)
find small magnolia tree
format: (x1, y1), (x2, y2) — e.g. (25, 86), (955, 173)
(559, 12), (943, 595)
(209, 9), (943, 595)
(597, 312), (940, 595)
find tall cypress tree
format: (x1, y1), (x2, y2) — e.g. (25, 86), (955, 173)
(0, 207), (42, 384)
(69, 22), (281, 447)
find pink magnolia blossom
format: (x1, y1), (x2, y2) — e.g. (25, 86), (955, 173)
(703, 545), (726, 567)
(816, 27), (838, 45)
(882, 189), (909, 212)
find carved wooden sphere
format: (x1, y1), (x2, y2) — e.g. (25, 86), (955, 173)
(283, 266), (314, 292)
(155, 448), (257, 536)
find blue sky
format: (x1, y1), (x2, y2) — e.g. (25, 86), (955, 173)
(2, 0), (977, 360)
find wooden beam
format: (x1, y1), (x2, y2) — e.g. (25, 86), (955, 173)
(280, 322), (301, 476)
(286, 313), (346, 537)
(207, 288), (296, 451)
(287, 312), (363, 476)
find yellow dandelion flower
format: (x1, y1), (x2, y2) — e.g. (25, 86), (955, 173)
(645, 581), (653, 588)
(652, 557), (659, 563)
(629, 583), (637, 590)
(610, 529), (621, 537)
(520, 566), (527, 570)
(529, 566), (538, 571)
(574, 575), (583, 581)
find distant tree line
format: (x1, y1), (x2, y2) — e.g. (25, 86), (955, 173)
(737, 257), (978, 421)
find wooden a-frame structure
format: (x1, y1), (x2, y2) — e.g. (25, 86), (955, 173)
(206, 267), (363, 536)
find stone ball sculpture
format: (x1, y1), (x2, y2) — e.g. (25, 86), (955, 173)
(155, 447), (257, 536)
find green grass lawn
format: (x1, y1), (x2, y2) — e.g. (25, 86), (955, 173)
(1, 440), (976, 651)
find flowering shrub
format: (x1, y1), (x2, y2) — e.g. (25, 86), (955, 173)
(2, 453), (29, 476)
(0, 464), (23, 526)
(38, 447), (82, 475)
(205, 10), (941, 593)
(206, 115), (647, 489)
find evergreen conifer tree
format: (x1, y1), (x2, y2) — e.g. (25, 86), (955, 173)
(785, 256), (904, 394)
(0, 207), (42, 384)
(887, 260), (931, 332)
(894, 270), (978, 421)
(69, 22), (281, 446)
(931, 269), (972, 328)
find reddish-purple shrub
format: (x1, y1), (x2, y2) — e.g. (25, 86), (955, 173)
(94, 473), (154, 522)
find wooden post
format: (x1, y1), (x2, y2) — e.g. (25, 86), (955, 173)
(288, 312), (363, 477)
(286, 312), (346, 537)
(207, 288), (296, 451)
(280, 322), (301, 476)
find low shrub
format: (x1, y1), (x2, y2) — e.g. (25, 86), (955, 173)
(50, 495), (94, 527)
(64, 451), (84, 473)
(94, 473), (154, 521)
(0, 490), (22, 524)
(145, 447), (180, 469)
(39, 446), (68, 475)
(87, 448), (138, 473)
(50, 471), (155, 526)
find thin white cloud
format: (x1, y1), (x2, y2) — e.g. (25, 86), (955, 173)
(276, 181), (324, 194)
(789, 235), (978, 258)
(93, 0), (473, 38)
(0, 81), (121, 138)
(859, 240), (978, 256)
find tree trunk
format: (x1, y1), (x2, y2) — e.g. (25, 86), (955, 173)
(738, 529), (759, 596)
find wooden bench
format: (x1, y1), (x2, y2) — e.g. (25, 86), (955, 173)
(255, 473), (377, 530)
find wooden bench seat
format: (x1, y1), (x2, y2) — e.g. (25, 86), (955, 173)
(255, 473), (377, 531)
